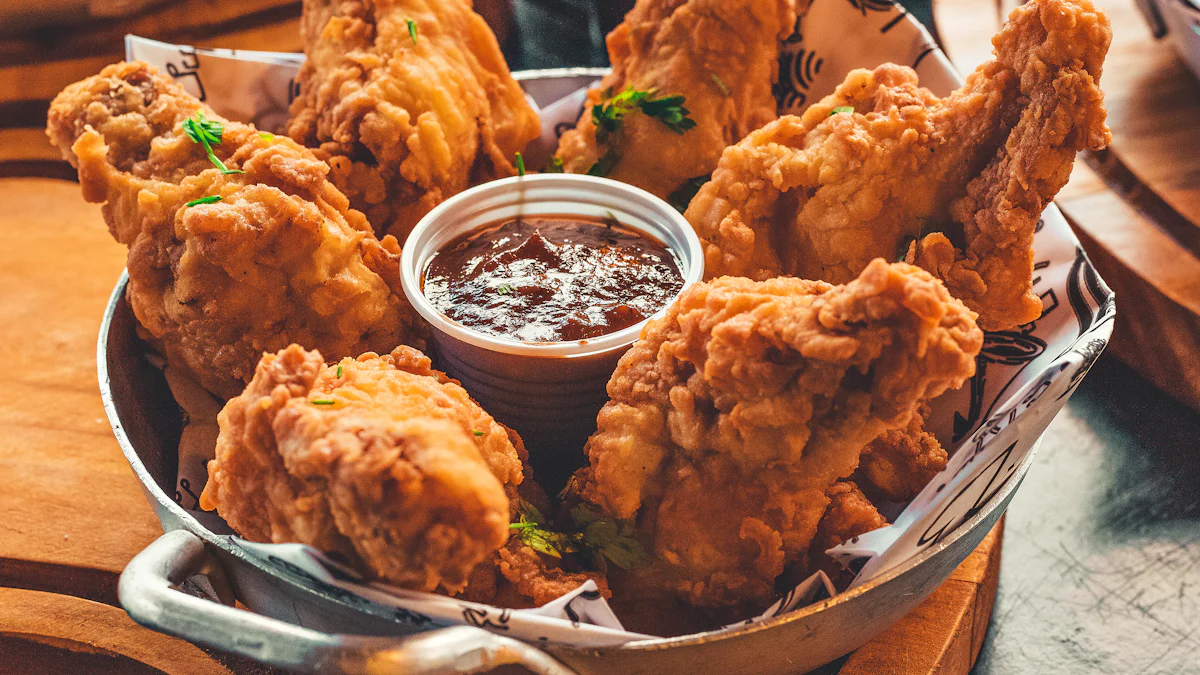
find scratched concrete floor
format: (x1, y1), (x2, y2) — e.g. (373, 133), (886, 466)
(973, 355), (1200, 674)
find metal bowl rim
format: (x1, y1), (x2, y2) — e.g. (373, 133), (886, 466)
(98, 269), (1041, 653)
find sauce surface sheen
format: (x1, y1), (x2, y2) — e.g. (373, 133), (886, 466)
(423, 215), (684, 342)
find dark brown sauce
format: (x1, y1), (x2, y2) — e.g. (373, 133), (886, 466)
(423, 214), (684, 342)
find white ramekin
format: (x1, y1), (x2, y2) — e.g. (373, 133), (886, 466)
(400, 173), (703, 486)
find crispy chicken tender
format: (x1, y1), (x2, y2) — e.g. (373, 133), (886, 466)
(200, 345), (526, 593)
(46, 62), (423, 399)
(288, 0), (540, 240)
(686, 0), (1111, 330)
(554, 0), (797, 200)
(858, 402), (948, 502)
(576, 260), (982, 610)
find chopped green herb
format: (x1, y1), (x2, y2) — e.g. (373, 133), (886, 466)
(667, 174), (711, 213)
(571, 505), (650, 570)
(336, 364), (343, 378)
(509, 500), (576, 559)
(258, 131), (275, 142)
(591, 86), (696, 143)
(182, 111), (244, 175)
(830, 106), (854, 116)
(406, 18), (418, 44)
(515, 151), (525, 177)
(496, 283), (514, 295)
(473, 430), (484, 437)
(311, 399), (335, 405)
(185, 195), (222, 207)
(639, 93), (696, 134)
(710, 73), (731, 97)
(545, 156), (565, 173)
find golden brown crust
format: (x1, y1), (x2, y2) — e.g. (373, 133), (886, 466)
(288, 0), (540, 240)
(46, 61), (424, 399)
(858, 402), (948, 502)
(554, 0), (797, 199)
(685, 0), (1111, 331)
(577, 260), (982, 610)
(200, 344), (525, 593)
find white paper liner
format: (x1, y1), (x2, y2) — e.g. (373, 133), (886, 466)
(127, 0), (1116, 646)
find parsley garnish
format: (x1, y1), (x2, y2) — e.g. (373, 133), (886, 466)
(667, 174), (711, 213)
(592, 86), (695, 143)
(710, 73), (731, 97)
(545, 156), (565, 173)
(496, 283), (514, 295)
(258, 131), (275, 142)
(473, 430), (484, 437)
(571, 505), (650, 570)
(830, 106), (854, 116)
(406, 18), (418, 44)
(336, 364), (343, 378)
(509, 501), (574, 559)
(515, 152), (525, 177)
(185, 195), (222, 207)
(182, 111), (243, 175)
(311, 399), (335, 405)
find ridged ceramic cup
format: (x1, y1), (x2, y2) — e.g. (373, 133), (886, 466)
(400, 173), (704, 487)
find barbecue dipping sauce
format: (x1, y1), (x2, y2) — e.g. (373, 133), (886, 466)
(422, 214), (684, 342)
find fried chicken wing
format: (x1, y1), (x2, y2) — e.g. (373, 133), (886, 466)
(47, 62), (423, 399)
(686, 0), (1111, 330)
(553, 0), (797, 201)
(857, 402), (948, 502)
(288, 0), (541, 240)
(576, 260), (982, 610)
(200, 344), (526, 593)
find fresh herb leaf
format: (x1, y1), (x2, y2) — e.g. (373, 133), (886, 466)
(182, 111), (244, 174)
(509, 500), (576, 559)
(496, 283), (514, 295)
(639, 93), (696, 134)
(185, 195), (222, 207)
(830, 106), (854, 116)
(406, 18), (418, 44)
(336, 364), (343, 378)
(667, 174), (711, 213)
(473, 430), (484, 437)
(710, 73), (731, 97)
(311, 399), (335, 405)
(258, 131), (275, 142)
(515, 152), (525, 177)
(545, 156), (565, 173)
(591, 87), (647, 143)
(570, 505), (650, 570)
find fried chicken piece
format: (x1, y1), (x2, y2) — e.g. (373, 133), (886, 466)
(288, 0), (540, 240)
(46, 62), (423, 399)
(554, 0), (797, 201)
(858, 402), (948, 502)
(686, 0), (1111, 330)
(576, 260), (982, 610)
(200, 344), (527, 593)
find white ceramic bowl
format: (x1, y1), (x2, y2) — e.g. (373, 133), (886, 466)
(399, 173), (703, 482)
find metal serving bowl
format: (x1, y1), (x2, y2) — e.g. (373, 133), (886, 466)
(104, 70), (1034, 675)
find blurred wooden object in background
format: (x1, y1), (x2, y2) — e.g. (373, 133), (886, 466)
(0, 0), (303, 179)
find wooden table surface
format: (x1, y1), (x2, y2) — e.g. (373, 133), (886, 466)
(1, 0), (1198, 672)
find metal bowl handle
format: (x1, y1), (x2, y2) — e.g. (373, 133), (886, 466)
(119, 530), (578, 675)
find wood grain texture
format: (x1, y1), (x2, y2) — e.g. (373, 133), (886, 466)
(0, 588), (231, 675)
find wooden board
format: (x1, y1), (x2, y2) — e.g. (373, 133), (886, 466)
(937, 0), (1200, 412)
(0, 169), (1001, 673)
